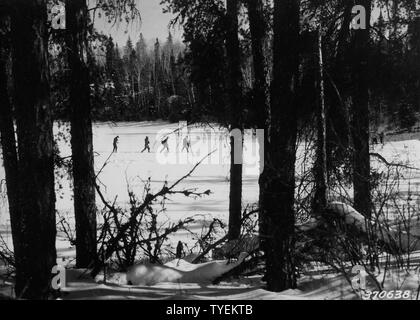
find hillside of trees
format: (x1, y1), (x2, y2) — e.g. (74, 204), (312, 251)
(50, 0), (420, 132)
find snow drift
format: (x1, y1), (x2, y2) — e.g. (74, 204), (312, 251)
(126, 252), (248, 286)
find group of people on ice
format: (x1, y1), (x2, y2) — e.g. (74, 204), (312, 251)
(112, 135), (191, 154)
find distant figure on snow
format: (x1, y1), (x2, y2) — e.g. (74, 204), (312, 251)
(379, 132), (385, 145)
(372, 136), (378, 145)
(141, 136), (151, 153)
(176, 241), (184, 259)
(161, 137), (169, 153)
(113, 136), (119, 153)
(182, 136), (191, 153)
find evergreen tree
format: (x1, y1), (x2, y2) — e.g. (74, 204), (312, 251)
(65, 0), (97, 268)
(10, 0), (57, 299)
(260, 0), (300, 292)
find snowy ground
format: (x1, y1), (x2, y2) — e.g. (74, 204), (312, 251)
(2, 121), (420, 225)
(1, 121), (420, 300)
(0, 122), (261, 247)
(52, 271), (361, 300)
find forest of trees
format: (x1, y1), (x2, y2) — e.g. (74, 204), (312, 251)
(49, 29), (189, 122)
(0, 0), (419, 299)
(89, 32), (190, 122)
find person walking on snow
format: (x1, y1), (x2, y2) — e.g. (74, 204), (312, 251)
(379, 132), (385, 145)
(161, 136), (169, 153)
(113, 136), (119, 153)
(182, 136), (191, 153)
(141, 136), (151, 153)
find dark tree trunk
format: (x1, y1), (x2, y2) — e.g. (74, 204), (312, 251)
(352, 0), (372, 218)
(260, 0), (300, 292)
(10, 0), (56, 299)
(154, 39), (161, 114)
(313, 28), (328, 214)
(246, 0), (269, 130)
(326, 2), (353, 168)
(0, 19), (21, 261)
(65, 0), (97, 268)
(226, 0), (243, 241)
(245, 0), (270, 237)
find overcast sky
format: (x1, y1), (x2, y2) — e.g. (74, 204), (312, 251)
(95, 0), (183, 47)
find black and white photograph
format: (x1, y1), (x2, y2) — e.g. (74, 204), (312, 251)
(0, 0), (420, 306)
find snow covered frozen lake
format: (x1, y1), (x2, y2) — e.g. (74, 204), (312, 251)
(2, 121), (420, 226)
(0, 121), (263, 250)
(0, 122), (260, 225)
(62, 121), (261, 221)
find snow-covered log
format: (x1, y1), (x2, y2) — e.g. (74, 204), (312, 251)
(297, 202), (420, 253)
(212, 236), (260, 259)
(327, 202), (420, 253)
(327, 202), (369, 233)
(126, 252), (248, 286)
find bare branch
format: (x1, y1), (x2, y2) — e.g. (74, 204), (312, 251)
(370, 152), (420, 171)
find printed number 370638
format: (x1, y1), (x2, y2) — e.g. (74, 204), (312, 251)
(362, 290), (412, 300)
